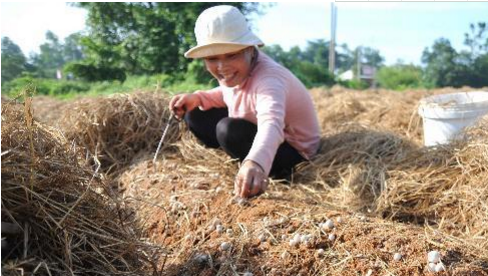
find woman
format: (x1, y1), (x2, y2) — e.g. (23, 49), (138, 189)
(169, 5), (320, 198)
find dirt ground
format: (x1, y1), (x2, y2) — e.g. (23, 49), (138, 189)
(116, 153), (487, 276)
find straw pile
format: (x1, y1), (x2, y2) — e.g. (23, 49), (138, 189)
(376, 115), (488, 250)
(60, 91), (181, 175)
(117, 114), (488, 275)
(8, 87), (487, 275)
(1, 99), (162, 275)
(31, 95), (71, 126)
(296, 88), (488, 257)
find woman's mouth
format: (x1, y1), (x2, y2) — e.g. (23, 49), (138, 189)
(219, 72), (236, 82)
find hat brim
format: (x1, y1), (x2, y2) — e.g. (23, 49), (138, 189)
(185, 42), (264, 59)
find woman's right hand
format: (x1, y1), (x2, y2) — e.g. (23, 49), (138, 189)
(169, 93), (201, 119)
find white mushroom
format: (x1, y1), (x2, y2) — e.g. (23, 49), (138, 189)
(428, 250), (441, 263)
(317, 248), (325, 257)
(194, 253), (208, 263)
(220, 242), (231, 251)
(323, 219), (334, 230)
(435, 263), (445, 272)
(289, 238), (299, 247)
(216, 224), (224, 234)
(328, 233), (336, 241)
(226, 228), (233, 236)
(393, 252), (402, 261)
(427, 262), (436, 272)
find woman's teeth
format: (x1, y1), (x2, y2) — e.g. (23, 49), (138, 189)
(221, 73), (235, 80)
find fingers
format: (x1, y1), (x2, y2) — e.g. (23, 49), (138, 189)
(238, 174), (253, 198)
(235, 171), (267, 198)
(250, 175), (262, 196)
(170, 95), (186, 119)
(169, 95), (179, 111)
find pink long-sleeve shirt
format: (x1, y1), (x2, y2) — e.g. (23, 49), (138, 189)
(194, 51), (320, 176)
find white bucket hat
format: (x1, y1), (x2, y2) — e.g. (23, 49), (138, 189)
(184, 5), (264, 59)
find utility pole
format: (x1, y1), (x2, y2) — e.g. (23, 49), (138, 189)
(328, 3), (337, 75)
(356, 48), (361, 80)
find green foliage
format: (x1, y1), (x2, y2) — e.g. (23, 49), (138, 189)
(184, 59), (217, 87)
(471, 54), (488, 87)
(64, 62), (126, 82)
(73, 2), (261, 81)
(1, 73), (212, 100)
(1, 37), (28, 82)
(422, 22), (488, 88)
(464, 22), (488, 59)
(376, 64), (424, 90)
(338, 79), (370, 90)
(28, 31), (85, 79)
(422, 38), (460, 87)
(294, 61), (334, 88)
(262, 41), (335, 88)
(1, 76), (90, 97)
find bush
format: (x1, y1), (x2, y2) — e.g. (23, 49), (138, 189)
(376, 64), (424, 90)
(294, 61), (335, 88)
(338, 79), (370, 90)
(64, 62), (126, 82)
(1, 76), (90, 97)
(1, 73), (213, 99)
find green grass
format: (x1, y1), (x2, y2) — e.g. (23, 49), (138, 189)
(1, 74), (214, 100)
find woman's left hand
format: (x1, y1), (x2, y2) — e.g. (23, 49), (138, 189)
(234, 160), (268, 198)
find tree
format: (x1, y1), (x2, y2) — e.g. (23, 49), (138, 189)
(421, 22), (488, 88)
(70, 3), (261, 81)
(30, 31), (66, 78)
(63, 33), (85, 63)
(262, 42), (334, 88)
(1, 37), (27, 83)
(335, 43), (355, 73)
(421, 38), (461, 87)
(464, 22), (488, 59)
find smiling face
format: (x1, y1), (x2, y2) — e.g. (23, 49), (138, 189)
(203, 47), (255, 87)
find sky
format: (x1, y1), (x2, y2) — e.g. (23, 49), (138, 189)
(1, 1), (488, 66)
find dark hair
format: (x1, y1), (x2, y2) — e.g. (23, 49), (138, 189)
(250, 46), (259, 69)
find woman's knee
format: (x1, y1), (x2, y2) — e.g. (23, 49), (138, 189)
(216, 118), (256, 147)
(184, 108), (203, 128)
(216, 117), (233, 146)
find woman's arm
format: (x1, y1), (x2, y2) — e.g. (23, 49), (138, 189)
(193, 87), (226, 110)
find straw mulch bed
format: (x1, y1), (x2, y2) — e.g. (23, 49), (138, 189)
(30, 95), (71, 126)
(116, 87), (488, 275)
(60, 91), (181, 175)
(7, 87), (488, 275)
(117, 126), (487, 276)
(1, 100), (163, 275)
(294, 117), (488, 257)
(311, 86), (484, 144)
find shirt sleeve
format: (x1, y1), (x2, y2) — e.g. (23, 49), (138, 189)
(244, 76), (287, 176)
(193, 87), (227, 110)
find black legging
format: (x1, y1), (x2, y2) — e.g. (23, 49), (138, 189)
(184, 107), (305, 179)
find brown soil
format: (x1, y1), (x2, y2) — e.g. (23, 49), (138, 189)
(117, 155), (488, 276)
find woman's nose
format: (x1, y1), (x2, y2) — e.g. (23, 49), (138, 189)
(217, 58), (233, 70)
(216, 60), (226, 70)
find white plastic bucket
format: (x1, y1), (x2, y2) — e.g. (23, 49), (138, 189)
(418, 91), (488, 146)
